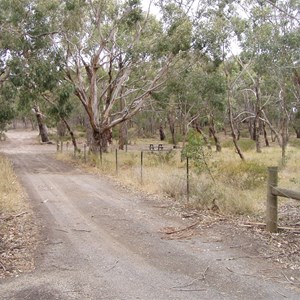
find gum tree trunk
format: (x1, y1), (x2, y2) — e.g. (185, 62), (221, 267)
(90, 128), (112, 153)
(119, 122), (127, 150)
(61, 117), (78, 152)
(209, 116), (221, 152)
(33, 106), (50, 143)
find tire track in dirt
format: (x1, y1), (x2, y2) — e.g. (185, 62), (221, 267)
(0, 130), (299, 299)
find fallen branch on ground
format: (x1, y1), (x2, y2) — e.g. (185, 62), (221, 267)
(161, 222), (199, 235)
(240, 222), (300, 233)
(0, 211), (28, 222)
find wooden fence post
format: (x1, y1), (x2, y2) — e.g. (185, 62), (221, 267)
(56, 141), (59, 152)
(266, 166), (278, 233)
(60, 140), (63, 153)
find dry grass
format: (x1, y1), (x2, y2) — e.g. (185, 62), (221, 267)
(0, 155), (25, 214)
(0, 154), (38, 278)
(55, 138), (300, 216)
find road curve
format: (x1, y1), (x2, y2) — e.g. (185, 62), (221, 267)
(0, 130), (299, 300)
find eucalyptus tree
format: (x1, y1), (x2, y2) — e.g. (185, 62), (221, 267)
(0, 0), (59, 142)
(154, 0), (229, 150)
(0, 82), (15, 137)
(0, 0), (82, 144)
(236, 0), (300, 160)
(0, 0), (17, 134)
(0, 55), (13, 136)
(192, 0), (246, 156)
(148, 1), (193, 145)
(56, 0), (175, 152)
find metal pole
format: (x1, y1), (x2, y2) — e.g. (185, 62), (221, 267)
(115, 149), (118, 175)
(98, 148), (102, 167)
(266, 166), (278, 233)
(84, 144), (87, 163)
(125, 122), (128, 152)
(187, 156), (190, 204)
(141, 151), (143, 184)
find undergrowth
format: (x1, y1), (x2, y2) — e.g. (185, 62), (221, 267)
(55, 139), (300, 216)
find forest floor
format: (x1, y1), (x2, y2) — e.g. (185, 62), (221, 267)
(0, 130), (299, 299)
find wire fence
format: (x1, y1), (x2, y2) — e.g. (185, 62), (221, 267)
(56, 141), (193, 203)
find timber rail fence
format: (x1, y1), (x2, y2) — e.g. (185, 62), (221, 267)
(267, 167), (300, 233)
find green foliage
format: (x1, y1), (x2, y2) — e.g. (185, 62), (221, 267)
(47, 83), (75, 121)
(122, 0), (143, 27)
(182, 130), (212, 173)
(0, 99), (14, 132)
(0, 82), (16, 132)
(218, 161), (267, 190)
(160, 3), (192, 54)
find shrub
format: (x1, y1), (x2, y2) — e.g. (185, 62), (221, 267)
(145, 150), (176, 166)
(217, 161), (267, 190)
(182, 130), (213, 174)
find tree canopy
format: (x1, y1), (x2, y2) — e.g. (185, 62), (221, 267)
(0, 0), (299, 157)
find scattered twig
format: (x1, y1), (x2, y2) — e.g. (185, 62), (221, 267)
(241, 222), (300, 233)
(152, 205), (171, 209)
(225, 267), (258, 277)
(55, 228), (68, 233)
(202, 266), (209, 281)
(72, 229), (91, 233)
(162, 222), (199, 235)
(14, 211), (29, 218)
(45, 241), (63, 245)
(173, 288), (206, 292)
(172, 266), (209, 289)
(229, 245), (242, 249)
(276, 290), (288, 298)
(281, 273), (300, 285)
(277, 227), (300, 233)
(217, 255), (271, 261)
(230, 243), (253, 249)
(62, 290), (81, 294)
(1, 211), (28, 221)
(0, 260), (7, 271)
(242, 221), (265, 227)
(202, 239), (223, 243)
(105, 260), (119, 273)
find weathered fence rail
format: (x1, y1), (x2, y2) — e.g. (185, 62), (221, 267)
(266, 166), (300, 233)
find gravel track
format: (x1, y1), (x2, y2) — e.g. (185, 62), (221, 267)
(0, 130), (299, 299)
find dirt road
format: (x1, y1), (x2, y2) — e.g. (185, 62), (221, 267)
(0, 130), (299, 299)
